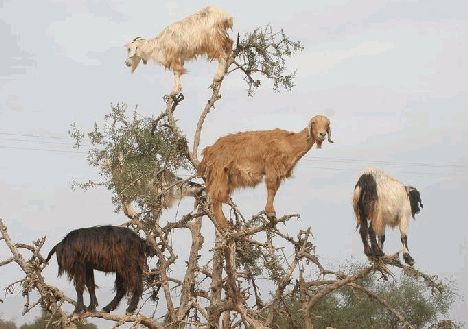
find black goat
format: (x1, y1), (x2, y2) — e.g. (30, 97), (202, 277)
(45, 226), (152, 314)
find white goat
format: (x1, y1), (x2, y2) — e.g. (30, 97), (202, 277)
(125, 6), (233, 95)
(352, 168), (423, 265)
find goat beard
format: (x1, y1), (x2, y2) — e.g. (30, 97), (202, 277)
(315, 140), (323, 149)
(129, 56), (142, 73)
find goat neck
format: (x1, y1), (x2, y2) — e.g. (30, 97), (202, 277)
(287, 128), (316, 164)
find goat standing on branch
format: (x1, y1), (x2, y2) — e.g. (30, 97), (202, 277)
(353, 168), (423, 265)
(45, 226), (152, 314)
(198, 115), (333, 231)
(125, 6), (233, 96)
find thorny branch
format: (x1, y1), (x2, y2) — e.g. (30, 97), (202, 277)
(0, 26), (451, 329)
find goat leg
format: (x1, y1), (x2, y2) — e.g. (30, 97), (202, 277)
(359, 223), (372, 256)
(73, 264), (87, 314)
(126, 280), (143, 314)
(368, 225), (384, 257)
(74, 288), (86, 314)
(86, 267), (98, 311)
(378, 234), (385, 251)
(212, 201), (229, 231)
(265, 176), (279, 218)
(102, 274), (126, 313)
(401, 235), (415, 266)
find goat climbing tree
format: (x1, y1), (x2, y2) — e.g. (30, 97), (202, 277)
(0, 26), (458, 329)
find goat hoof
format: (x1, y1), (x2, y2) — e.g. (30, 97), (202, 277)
(364, 247), (373, 257)
(403, 254), (415, 266)
(265, 211), (276, 218)
(375, 250), (385, 257)
(102, 307), (111, 313)
(73, 306), (86, 315)
(173, 92), (184, 102)
(87, 305), (97, 312)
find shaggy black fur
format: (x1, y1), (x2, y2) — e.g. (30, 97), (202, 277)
(45, 226), (152, 314)
(407, 187), (423, 218)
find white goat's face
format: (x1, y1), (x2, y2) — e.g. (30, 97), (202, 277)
(125, 38), (145, 73)
(309, 115), (333, 148)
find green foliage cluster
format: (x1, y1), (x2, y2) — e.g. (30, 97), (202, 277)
(269, 268), (456, 329)
(235, 25), (304, 95)
(0, 318), (17, 329)
(69, 103), (192, 214)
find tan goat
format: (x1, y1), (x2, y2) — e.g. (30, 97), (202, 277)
(198, 115), (333, 231)
(125, 6), (233, 95)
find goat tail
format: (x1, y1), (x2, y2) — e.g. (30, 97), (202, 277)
(44, 243), (59, 263)
(352, 185), (364, 229)
(353, 173), (378, 229)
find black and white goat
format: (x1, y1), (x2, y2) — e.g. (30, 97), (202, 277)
(352, 168), (423, 265)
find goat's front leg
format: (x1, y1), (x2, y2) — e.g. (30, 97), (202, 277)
(400, 219), (414, 265)
(401, 235), (414, 265)
(170, 67), (183, 97)
(126, 275), (143, 314)
(265, 176), (280, 217)
(103, 274), (127, 313)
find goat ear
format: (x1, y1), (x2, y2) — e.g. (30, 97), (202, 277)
(327, 125), (334, 143)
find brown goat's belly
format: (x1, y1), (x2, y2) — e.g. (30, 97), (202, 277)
(228, 169), (264, 189)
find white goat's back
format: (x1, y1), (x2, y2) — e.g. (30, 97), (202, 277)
(360, 168), (412, 233)
(149, 6), (232, 66)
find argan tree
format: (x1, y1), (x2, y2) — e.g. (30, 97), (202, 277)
(0, 25), (459, 329)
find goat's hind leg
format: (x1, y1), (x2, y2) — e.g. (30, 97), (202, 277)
(212, 200), (229, 231)
(368, 224), (384, 257)
(73, 263), (87, 314)
(358, 219), (372, 257)
(102, 274), (126, 313)
(86, 266), (98, 311)
(378, 234), (385, 251)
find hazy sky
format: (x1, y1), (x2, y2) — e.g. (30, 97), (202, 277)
(1, 0), (467, 327)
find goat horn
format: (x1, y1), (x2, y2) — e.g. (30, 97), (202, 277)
(327, 126), (334, 143)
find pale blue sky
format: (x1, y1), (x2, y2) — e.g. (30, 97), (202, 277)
(1, 0), (467, 327)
